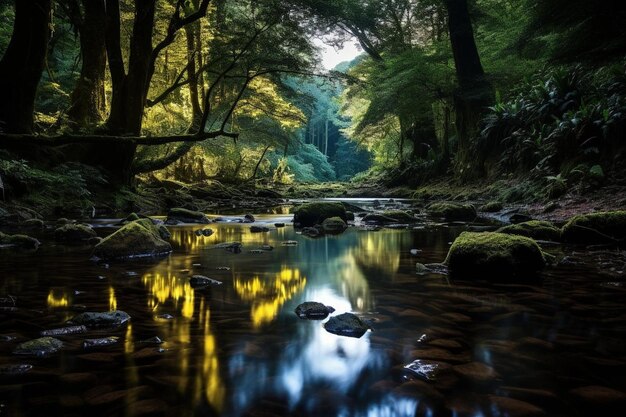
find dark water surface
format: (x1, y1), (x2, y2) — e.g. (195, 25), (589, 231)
(1, 210), (626, 417)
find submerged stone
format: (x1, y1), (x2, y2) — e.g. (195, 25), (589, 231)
(322, 217), (348, 234)
(324, 313), (370, 338)
(0, 232), (40, 250)
(403, 359), (451, 382)
(498, 221), (561, 242)
(189, 275), (223, 288)
(427, 202), (477, 221)
(293, 202), (347, 227)
(54, 224), (98, 243)
(0, 363), (33, 375)
(561, 211), (626, 244)
(166, 208), (211, 224)
(40, 325), (88, 337)
(13, 337), (63, 357)
(212, 242), (242, 253)
(445, 232), (546, 279)
(83, 337), (119, 349)
(68, 310), (131, 328)
(295, 302), (335, 319)
(250, 225), (270, 233)
(201, 228), (214, 236)
(93, 219), (172, 260)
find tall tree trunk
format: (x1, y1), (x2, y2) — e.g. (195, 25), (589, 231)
(0, 0), (52, 133)
(185, 19), (203, 132)
(324, 118), (329, 156)
(67, 0), (107, 128)
(445, 0), (493, 173)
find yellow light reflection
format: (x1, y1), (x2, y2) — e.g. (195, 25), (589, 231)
(124, 322), (134, 354)
(234, 267), (306, 328)
(109, 286), (118, 311)
(142, 271), (195, 319)
(47, 289), (69, 308)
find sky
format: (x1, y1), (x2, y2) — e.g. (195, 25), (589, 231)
(314, 38), (363, 71)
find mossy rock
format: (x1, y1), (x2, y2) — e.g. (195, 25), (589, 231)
(93, 219), (172, 260)
(445, 232), (546, 279)
(68, 310), (131, 328)
(22, 218), (45, 229)
(322, 217), (348, 234)
(54, 224), (97, 243)
(480, 201), (503, 212)
(498, 221), (561, 242)
(428, 202), (477, 221)
(166, 208), (211, 224)
(363, 210), (417, 224)
(561, 211), (626, 244)
(293, 202), (346, 227)
(0, 232), (40, 250)
(13, 337), (63, 357)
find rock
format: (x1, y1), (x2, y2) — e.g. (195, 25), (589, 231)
(189, 275), (222, 288)
(68, 310), (131, 328)
(83, 337), (119, 349)
(88, 237), (103, 245)
(453, 361), (499, 383)
(40, 325), (88, 337)
(212, 242), (242, 253)
(118, 213), (141, 224)
(22, 218), (44, 229)
(497, 221), (561, 242)
(301, 227), (322, 238)
(250, 225), (270, 233)
(13, 337), (63, 357)
(54, 224), (97, 243)
(295, 302), (335, 319)
(293, 202), (347, 227)
(416, 263), (429, 275)
(510, 213), (533, 223)
(93, 219), (172, 260)
(403, 359), (452, 382)
(346, 211), (355, 221)
(157, 224), (171, 240)
(0, 363), (33, 375)
(244, 214), (255, 223)
(0, 232), (40, 250)
(363, 211), (417, 224)
(445, 232), (546, 278)
(56, 218), (73, 226)
(562, 211), (626, 244)
(274, 223), (285, 228)
(322, 217), (348, 234)
(428, 203), (476, 221)
(139, 336), (164, 344)
(324, 313), (369, 338)
(480, 201), (503, 212)
(166, 208), (211, 224)
(201, 228), (213, 236)
(260, 244), (274, 251)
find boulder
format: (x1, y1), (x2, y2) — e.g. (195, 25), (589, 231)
(445, 232), (546, 278)
(0, 232), (40, 250)
(244, 214), (255, 223)
(13, 337), (63, 357)
(212, 242), (242, 253)
(363, 210), (417, 224)
(54, 224), (97, 243)
(561, 211), (626, 244)
(497, 221), (561, 242)
(301, 227), (322, 238)
(93, 219), (171, 260)
(166, 208), (211, 224)
(428, 203), (476, 221)
(295, 302), (335, 319)
(324, 313), (370, 338)
(322, 217), (348, 234)
(250, 225), (270, 233)
(68, 310), (131, 328)
(22, 218), (44, 230)
(293, 202), (347, 227)
(480, 201), (503, 212)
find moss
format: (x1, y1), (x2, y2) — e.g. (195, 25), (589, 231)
(93, 218), (172, 260)
(166, 208), (210, 224)
(428, 202), (477, 221)
(54, 224), (97, 243)
(480, 201), (503, 212)
(561, 211), (626, 244)
(0, 232), (40, 250)
(498, 221), (561, 241)
(293, 202), (346, 227)
(322, 217), (348, 234)
(382, 210), (417, 223)
(445, 232), (546, 279)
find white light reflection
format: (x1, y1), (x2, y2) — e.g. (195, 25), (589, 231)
(340, 395), (419, 417)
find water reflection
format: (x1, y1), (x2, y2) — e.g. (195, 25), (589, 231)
(47, 288), (70, 308)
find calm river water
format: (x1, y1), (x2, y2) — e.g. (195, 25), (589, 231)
(1, 204), (625, 417)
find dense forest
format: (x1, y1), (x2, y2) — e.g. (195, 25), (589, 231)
(0, 0), (625, 214)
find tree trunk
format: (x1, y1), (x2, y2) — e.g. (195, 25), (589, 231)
(445, 0), (493, 172)
(324, 118), (329, 156)
(0, 0), (52, 133)
(67, 0), (107, 128)
(184, 20), (203, 132)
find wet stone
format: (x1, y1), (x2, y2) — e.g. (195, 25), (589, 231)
(68, 310), (130, 329)
(0, 363), (33, 375)
(324, 313), (370, 338)
(40, 325), (87, 337)
(83, 336), (119, 349)
(281, 240), (298, 246)
(139, 336), (164, 345)
(212, 242), (242, 253)
(274, 223), (285, 228)
(250, 226), (270, 233)
(453, 361), (499, 383)
(13, 337), (63, 357)
(0, 335), (16, 342)
(294, 302), (335, 320)
(189, 275), (222, 288)
(403, 359), (451, 382)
